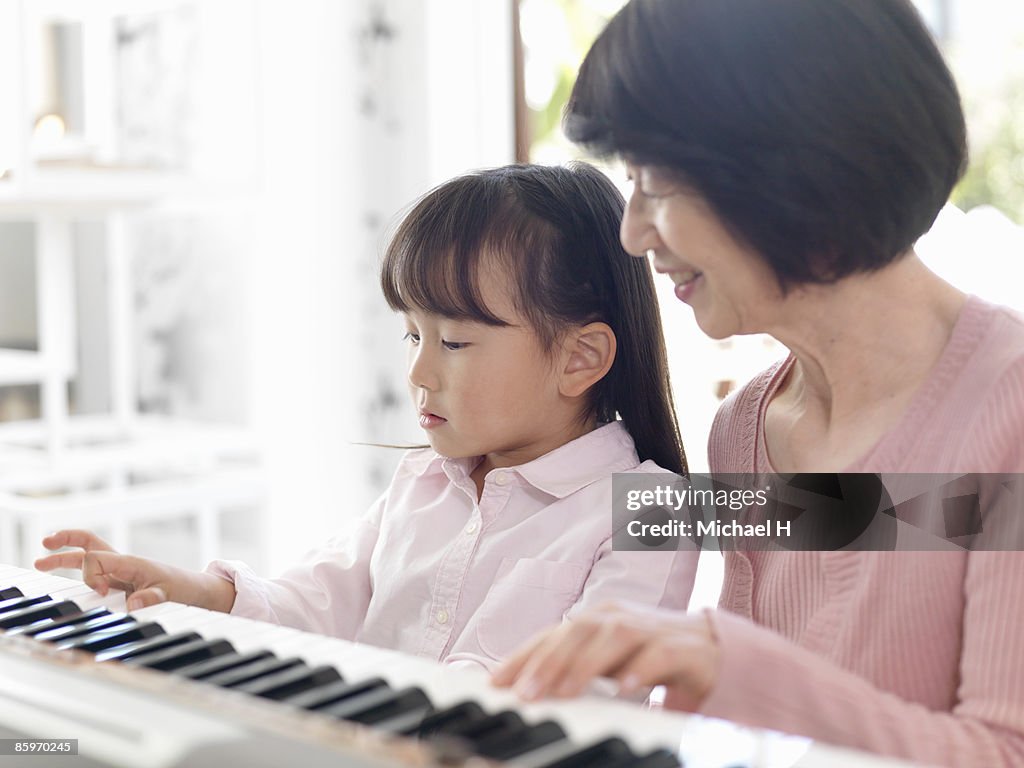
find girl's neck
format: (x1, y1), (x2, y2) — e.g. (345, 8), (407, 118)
(469, 413), (599, 500)
(767, 253), (966, 427)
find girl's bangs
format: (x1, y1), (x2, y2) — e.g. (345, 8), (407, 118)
(381, 177), (529, 326)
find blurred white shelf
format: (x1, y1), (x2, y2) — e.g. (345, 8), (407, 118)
(0, 348), (72, 386)
(0, 415), (261, 489)
(0, 466), (265, 517)
(0, 173), (260, 215)
(0, 349), (44, 385)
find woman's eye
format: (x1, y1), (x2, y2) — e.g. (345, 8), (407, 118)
(442, 340), (468, 351)
(403, 332), (420, 344)
(628, 169), (675, 199)
(636, 181), (670, 199)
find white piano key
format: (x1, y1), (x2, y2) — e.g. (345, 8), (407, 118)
(186, 614), (311, 654)
(0, 564), (33, 581)
(142, 604), (237, 635)
(129, 601), (201, 623)
(1, 571), (57, 595)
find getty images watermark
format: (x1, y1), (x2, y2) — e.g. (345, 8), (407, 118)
(612, 473), (1024, 552)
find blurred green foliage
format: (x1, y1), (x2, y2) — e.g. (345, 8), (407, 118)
(952, 75), (1024, 224)
(526, 0), (622, 159)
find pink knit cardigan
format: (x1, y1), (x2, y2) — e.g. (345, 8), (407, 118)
(698, 296), (1024, 766)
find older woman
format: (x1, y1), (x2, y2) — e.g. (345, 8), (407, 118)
(493, 1), (1024, 766)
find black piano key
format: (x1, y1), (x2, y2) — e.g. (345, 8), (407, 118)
(630, 750), (682, 768)
(538, 737), (636, 768)
(175, 649), (275, 680)
(234, 664), (342, 701)
(406, 700), (486, 737)
(476, 719), (566, 761)
(8, 606), (111, 637)
(0, 594), (51, 615)
(95, 631), (205, 663)
(443, 709), (524, 741)
(35, 613), (135, 643)
(282, 676), (387, 711)
(373, 706), (440, 736)
(323, 685), (432, 725)
(202, 656), (304, 688)
(0, 599), (80, 630)
(0, 586), (23, 601)
(56, 621), (164, 653)
(123, 638), (235, 671)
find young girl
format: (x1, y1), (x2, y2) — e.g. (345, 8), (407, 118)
(36, 162), (698, 671)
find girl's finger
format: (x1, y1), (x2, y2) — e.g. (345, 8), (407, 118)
(34, 551), (86, 572)
(82, 551), (144, 596)
(126, 586), (168, 611)
(42, 529), (116, 553)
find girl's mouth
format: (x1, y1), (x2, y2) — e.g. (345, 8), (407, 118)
(419, 412), (447, 429)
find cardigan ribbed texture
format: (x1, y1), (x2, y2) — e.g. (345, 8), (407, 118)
(698, 295), (1024, 766)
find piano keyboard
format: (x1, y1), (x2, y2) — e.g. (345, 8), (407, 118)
(0, 565), (914, 768)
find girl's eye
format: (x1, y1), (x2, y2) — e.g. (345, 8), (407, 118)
(403, 332), (420, 345)
(442, 340), (468, 351)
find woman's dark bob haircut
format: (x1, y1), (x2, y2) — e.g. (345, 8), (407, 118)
(381, 163), (686, 476)
(566, 0), (968, 287)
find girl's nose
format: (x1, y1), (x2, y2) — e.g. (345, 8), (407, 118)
(408, 349), (438, 392)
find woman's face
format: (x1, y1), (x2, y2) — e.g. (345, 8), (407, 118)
(620, 163), (785, 339)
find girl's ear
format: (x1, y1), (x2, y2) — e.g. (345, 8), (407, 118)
(559, 322), (617, 398)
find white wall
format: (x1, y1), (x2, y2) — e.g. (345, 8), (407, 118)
(252, 0), (515, 572)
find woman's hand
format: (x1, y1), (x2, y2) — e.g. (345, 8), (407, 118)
(491, 601), (720, 712)
(35, 529), (236, 613)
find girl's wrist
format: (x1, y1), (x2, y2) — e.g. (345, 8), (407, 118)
(198, 572), (237, 613)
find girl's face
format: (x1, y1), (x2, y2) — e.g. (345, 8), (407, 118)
(404, 268), (585, 471)
(619, 163), (785, 339)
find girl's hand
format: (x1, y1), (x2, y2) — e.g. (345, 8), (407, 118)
(491, 601), (720, 711)
(35, 529), (235, 613)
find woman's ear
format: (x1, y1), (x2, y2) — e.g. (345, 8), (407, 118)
(559, 322), (617, 398)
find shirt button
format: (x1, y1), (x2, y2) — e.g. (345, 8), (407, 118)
(436, 609), (449, 625)
(465, 521), (478, 534)
(493, 472), (510, 486)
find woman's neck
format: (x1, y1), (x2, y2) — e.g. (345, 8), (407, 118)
(767, 253), (967, 429)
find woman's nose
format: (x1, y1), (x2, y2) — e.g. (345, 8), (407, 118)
(620, 193), (658, 258)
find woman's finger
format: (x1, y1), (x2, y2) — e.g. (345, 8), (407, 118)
(509, 620), (602, 700)
(612, 615), (720, 710)
(492, 627), (556, 687)
(611, 638), (705, 710)
(41, 529), (116, 553)
(549, 619), (648, 698)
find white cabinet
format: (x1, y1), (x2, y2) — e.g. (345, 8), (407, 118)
(0, 0), (265, 569)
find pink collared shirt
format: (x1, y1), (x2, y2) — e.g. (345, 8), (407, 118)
(209, 421), (698, 670)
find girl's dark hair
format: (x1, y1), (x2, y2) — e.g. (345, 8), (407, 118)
(565, 0), (968, 289)
(381, 162), (687, 476)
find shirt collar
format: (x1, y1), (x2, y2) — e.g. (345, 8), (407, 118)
(515, 421), (640, 498)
